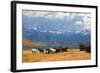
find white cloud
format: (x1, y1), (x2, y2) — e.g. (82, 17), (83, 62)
(78, 13), (86, 17)
(32, 27), (37, 30)
(70, 13), (77, 21)
(65, 13), (70, 17)
(34, 12), (48, 17)
(55, 12), (67, 19)
(45, 12), (67, 19)
(48, 30), (64, 34)
(56, 31), (64, 34)
(82, 15), (91, 31)
(46, 14), (53, 19)
(23, 11), (34, 16)
(62, 13), (77, 21)
(40, 30), (43, 32)
(75, 31), (81, 34)
(75, 21), (83, 25)
(67, 31), (73, 33)
(43, 30), (46, 32)
(23, 10), (91, 33)
(48, 31), (56, 34)
(39, 30), (47, 32)
(23, 11), (48, 17)
(23, 10), (74, 20)
(74, 13), (91, 32)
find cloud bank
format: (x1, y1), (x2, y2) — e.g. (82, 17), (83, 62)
(23, 10), (91, 35)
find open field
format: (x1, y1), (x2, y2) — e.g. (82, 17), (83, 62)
(22, 50), (91, 63)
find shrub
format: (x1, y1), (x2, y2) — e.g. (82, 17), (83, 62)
(80, 44), (91, 53)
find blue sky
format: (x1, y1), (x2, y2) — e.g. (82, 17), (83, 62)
(22, 10), (91, 35)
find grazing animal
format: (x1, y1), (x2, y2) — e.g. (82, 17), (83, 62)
(48, 48), (56, 54)
(38, 49), (44, 53)
(32, 48), (40, 54)
(55, 48), (61, 53)
(38, 49), (48, 54)
(43, 49), (48, 54)
(62, 48), (67, 52)
(55, 47), (68, 53)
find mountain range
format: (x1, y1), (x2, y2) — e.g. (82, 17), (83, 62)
(23, 28), (90, 46)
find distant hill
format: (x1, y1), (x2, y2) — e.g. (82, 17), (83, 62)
(23, 29), (90, 43)
(22, 38), (47, 47)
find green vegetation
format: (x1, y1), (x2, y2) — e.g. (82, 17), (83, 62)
(80, 44), (91, 53)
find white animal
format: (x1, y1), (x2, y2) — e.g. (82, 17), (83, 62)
(32, 48), (40, 54)
(49, 48), (56, 53)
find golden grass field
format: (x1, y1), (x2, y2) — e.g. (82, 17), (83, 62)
(22, 50), (91, 63)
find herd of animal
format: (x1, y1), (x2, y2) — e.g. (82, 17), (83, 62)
(31, 47), (68, 54)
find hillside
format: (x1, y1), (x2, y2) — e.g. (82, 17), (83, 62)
(22, 38), (47, 46)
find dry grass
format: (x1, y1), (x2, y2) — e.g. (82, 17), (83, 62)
(22, 50), (91, 63)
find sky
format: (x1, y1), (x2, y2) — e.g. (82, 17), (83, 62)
(22, 10), (91, 35)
